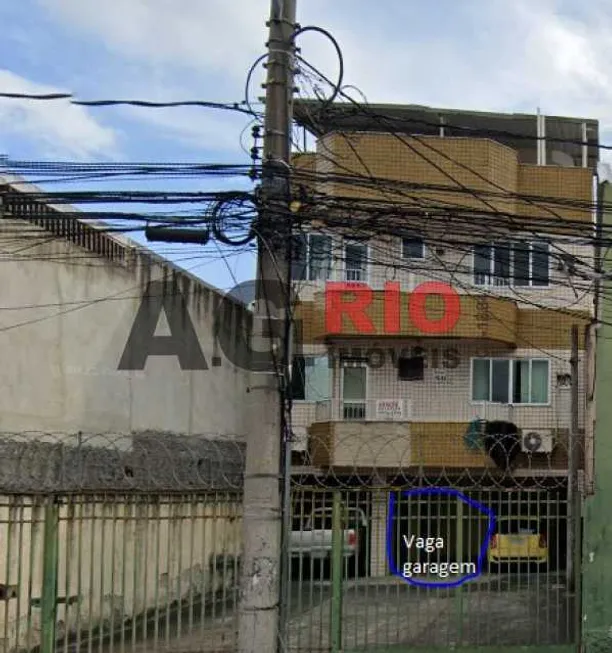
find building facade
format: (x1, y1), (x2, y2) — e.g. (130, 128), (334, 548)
(289, 103), (598, 480)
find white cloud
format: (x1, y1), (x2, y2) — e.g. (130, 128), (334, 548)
(0, 70), (118, 159)
(31, 0), (612, 159)
(36, 0), (267, 84)
(119, 102), (251, 154)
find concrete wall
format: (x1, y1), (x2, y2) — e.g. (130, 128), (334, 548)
(0, 217), (251, 439)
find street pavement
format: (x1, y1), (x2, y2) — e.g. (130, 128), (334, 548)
(91, 572), (574, 652)
(285, 572), (574, 651)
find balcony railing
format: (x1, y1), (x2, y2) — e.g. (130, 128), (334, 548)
(315, 398), (410, 422)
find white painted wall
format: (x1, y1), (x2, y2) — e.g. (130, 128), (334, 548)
(293, 343), (584, 435)
(0, 219), (251, 439)
(293, 232), (594, 313)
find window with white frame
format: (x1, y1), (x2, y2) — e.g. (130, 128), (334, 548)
(402, 235), (424, 259)
(289, 355), (331, 401)
(344, 241), (367, 282)
(342, 362), (367, 420)
(291, 233), (332, 281)
(473, 241), (549, 287)
(471, 358), (550, 404)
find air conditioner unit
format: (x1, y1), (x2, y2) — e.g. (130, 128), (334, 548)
(521, 429), (554, 454)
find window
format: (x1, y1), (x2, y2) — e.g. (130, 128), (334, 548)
(402, 236), (424, 259)
(498, 519), (541, 535)
(289, 355), (330, 401)
(291, 234), (332, 281)
(342, 363), (366, 419)
(473, 242), (549, 287)
(471, 358), (549, 404)
(345, 241), (367, 282)
(398, 356), (425, 381)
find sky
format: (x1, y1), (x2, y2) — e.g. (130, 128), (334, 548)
(0, 0), (611, 295)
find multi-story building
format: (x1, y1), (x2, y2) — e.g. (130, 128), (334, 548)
(287, 102), (598, 575)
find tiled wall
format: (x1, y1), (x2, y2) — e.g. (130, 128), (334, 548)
(292, 344), (584, 433)
(291, 232), (594, 313)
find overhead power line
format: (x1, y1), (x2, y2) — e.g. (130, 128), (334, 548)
(0, 91), (259, 116)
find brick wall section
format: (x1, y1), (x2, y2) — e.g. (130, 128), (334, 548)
(517, 165), (592, 223)
(517, 309), (589, 350)
(291, 152), (316, 195)
(309, 422), (332, 467)
(314, 290), (519, 344)
(297, 292), (591, 350)
(318, 133), (519, 214)
(311, 132), (593, 231)
(310, 422), (577, 470)
(410, 422), (494, 468)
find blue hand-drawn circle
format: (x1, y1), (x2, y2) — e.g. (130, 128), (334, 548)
(386, 487), (496, 588)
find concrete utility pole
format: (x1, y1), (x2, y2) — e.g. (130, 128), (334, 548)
(237, 1), (296, 652)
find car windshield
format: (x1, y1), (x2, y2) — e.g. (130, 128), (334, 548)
(304, 509), (363, 530)
(498, 519), (540, 535)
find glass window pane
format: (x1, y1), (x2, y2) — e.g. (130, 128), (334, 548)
(291, 234), (307, 280)
(472, 359), (490, 401)
(474, 245), (491, 285)
(513, 243), (530, 286)
(532, 242), (550, 286)
(304, 355), (331, 401)
(309, 235), (332, 281)
(345, 243), (367, 282)
(491, 360), (510, 403)
(531, 360), (549, 403)
(343, 366), (366, 400)
(512, 360), (531, 403)
(494, 243), (511, 286)
(290, 356), (306, 400)
(402, 237), (424, 259)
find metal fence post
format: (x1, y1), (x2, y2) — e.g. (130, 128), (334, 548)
(455, 496), (464, 644)
(330, 490), (343, 653)
(40, 497), (59, 653)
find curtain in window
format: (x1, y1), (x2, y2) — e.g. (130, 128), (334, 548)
(402, 237), (423, 259)
(345, 243), (366, 281)
(530, 360), (549, 403)
(494, 243), (511, 286)
(309, 235), (332, 281)
(532, 243), (550, 286)
(491, 360), (510, 403)
(343, 366), (366, 400)
(474, 245), (490, 285)
(305, 355), (331, 401)
(472, 359), (490, 401)
(512, 360), (531, 403)
(513, 243), (530, 286)
(291, 234), (307, 280)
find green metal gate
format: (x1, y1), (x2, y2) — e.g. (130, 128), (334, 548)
(0, 492), (242, 653)
(285, 483), (577, 652)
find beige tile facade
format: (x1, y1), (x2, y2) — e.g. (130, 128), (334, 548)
(291, 129), (594, 472)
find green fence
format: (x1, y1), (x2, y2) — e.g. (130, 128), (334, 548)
(285, 484), (577, 653)
(0, 492), (242, 653)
